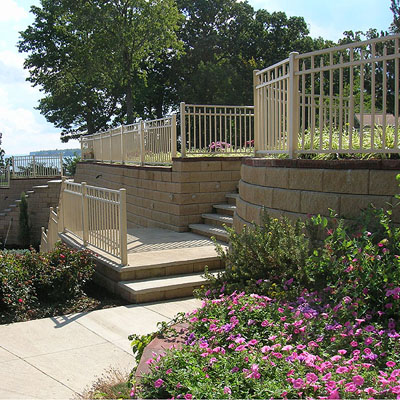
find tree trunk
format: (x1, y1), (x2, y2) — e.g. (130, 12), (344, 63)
(86, 111), (95, 135)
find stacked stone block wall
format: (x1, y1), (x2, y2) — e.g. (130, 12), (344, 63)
(74, 158), (242, 232)
(234, 159), (400, 232)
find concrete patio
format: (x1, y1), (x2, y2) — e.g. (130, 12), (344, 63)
(0, 297), (201, 399)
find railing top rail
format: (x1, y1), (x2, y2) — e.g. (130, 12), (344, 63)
(184, 103), (255, 109)
(296, 34), (400, 60)
(256, 58), (290, 76)
(86, 184), (121, 196)
(145, 115), (174, 124)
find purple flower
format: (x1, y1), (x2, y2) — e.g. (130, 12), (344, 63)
(154, 379), (164, 388)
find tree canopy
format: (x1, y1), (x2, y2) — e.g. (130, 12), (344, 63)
(20, 0), (396, 140)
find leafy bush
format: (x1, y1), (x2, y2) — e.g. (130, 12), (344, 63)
(18, 192), (31, 247)
(0, 243), (94, 317)
(63, 153), (81, 176)
(202, 214), (310, 298)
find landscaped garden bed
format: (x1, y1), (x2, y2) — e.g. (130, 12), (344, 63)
(124, 177), (400, 399)
(0, 243), (127, 325)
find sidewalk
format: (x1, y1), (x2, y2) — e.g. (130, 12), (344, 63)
(0, 298), (200, 399)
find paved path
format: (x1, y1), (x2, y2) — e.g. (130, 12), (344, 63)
(0, 298), (200, 399)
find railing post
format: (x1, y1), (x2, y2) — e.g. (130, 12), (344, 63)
(253, 70), (260, 154)
(171, 114), (177, 158)
(140, 120), (145, 165)
(11, 157), (15, 179)
(119, 188), (127, 265)
(288, 52), (299, 159)
(59, 154), (63, 177)
(100, 132), (103, 162)
(121, 125), (125, 164)
(180, 102), (186, 157)
(80, 137), (84, 160)
(31, 155), (36, 178)
(81, 182), (89, 246)
(59, 183), (65, 235)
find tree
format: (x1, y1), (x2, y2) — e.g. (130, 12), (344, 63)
(391, 0), (400, 33)
(19, 0), (182, 138)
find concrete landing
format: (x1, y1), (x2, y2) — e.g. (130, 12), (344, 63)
(62, 228), (226, 303)
(0, 298), (200, 399)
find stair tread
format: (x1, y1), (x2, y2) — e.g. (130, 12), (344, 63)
(202, 213), (233, 223)
(225, 193), (239, 199)
(32, 185), (49, 189)
(189, 224), (228, 236)
(119, 271), (219, 293)
(213, 204), (236, 210)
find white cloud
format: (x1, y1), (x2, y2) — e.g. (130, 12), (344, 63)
(0, 0), (28, 23)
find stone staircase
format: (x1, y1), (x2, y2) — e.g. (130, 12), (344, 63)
(188, 192), (238, 242)
(0, 181), (61, 247)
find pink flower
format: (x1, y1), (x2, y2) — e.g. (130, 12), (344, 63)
(345, 383), (357, 392)
(248, 339), (258, 346)
(350, 341), (358, 347)
(223, 386), (231, 394)
(387, 361), (396, 368)
(306, 373), (318, 383)
(338, 349), (347, 355)
(154, 379), (164, 388)
(261, 320), (269, 327)
(352, 375), (364, 386)
(327, 389), (340, 399)
(336, 366), (348, 374)
(184, 394), (193, 400)
(166, 368), (172, 374)
(364, 387), (377, 395)
(293, 378), (304, 389)
(331, 355), (341, 362)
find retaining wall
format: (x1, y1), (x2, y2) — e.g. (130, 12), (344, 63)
(74, 158), (242, 232)
(234, 158), (400, 231)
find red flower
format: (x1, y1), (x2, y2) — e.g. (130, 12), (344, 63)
(18, 298), (23, 303)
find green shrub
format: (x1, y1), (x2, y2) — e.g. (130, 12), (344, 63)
(63, 153), (81, 176)
(34, 243), (94, 302)
(18, 192), (31, 247)
(203, 214), (310, 298)
(0, 243), (95, 316)
(305, 204), (400, 321)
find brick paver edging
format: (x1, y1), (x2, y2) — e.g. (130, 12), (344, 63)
(134, 322), (189, 381)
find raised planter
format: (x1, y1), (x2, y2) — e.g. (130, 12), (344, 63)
(234, 158), (400, 231)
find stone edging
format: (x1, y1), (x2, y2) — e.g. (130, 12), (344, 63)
(243, 158), (400, 170)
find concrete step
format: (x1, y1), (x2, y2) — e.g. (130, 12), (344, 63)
(32, 185), (49, 190)
(213, 203), (236, 216)
(26, 190), (35, 194)
(98, 251), (223, 282)
(202, 213), (233, 228)
(189, 223), (228, 242)
(225, 193), (239, 205)
(117, 271), (219, 303)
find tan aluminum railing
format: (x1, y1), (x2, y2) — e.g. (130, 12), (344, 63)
(81, 115), (177, 165)
(11, 155), (64, 178)
(254, 34), (400, 157)
(61, 181), (127, 264)
(0, 165), (10, 188)
(40, 206), (60, 253)
(40, 180), (128, 265)
(180, 103), (255, 155)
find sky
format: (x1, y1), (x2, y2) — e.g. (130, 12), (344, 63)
(0, 0), (395, 156)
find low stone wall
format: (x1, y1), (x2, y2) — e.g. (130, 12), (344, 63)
(74, 157), (242, 232)
(234, 158), (400, 231)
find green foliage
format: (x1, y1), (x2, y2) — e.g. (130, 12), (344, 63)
(18, 192), (31, 248)
(304, 205), (400, 320)
(204, 214), (310, 297)
(63, 153), (81, 176)
(0, 243), (94, 319)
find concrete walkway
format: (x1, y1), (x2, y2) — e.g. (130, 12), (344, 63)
(0, 298), (201, 399)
